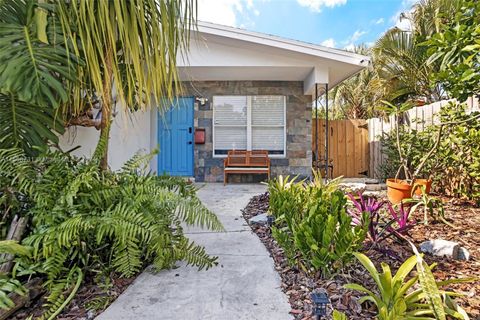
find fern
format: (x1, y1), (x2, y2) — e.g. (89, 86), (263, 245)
(0, 276), (27, 309)
(1, 147), (222, 316)
(0, 241), (30, 310)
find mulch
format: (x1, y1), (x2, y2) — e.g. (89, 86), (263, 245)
(242, 192), (480, 320)
(10, 274), (136, 320)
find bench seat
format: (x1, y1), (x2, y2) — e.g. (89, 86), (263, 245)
(223, 150), (270, 184)
(224, 167), (269, 171)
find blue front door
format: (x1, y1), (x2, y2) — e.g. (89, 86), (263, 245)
(158, 97), (194, 176)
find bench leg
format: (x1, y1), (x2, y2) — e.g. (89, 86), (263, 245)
(224, 172), (227, 185)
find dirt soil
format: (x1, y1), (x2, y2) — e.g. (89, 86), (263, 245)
(242, 192), (480, 320)
(10, 274), (135, 320)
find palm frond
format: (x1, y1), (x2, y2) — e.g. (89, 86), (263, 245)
(56, 0), (196, 114)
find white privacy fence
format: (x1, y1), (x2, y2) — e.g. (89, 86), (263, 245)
(367, 97), (480, 179)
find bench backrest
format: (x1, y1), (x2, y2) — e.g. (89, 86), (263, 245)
(225, 150), (269, 167)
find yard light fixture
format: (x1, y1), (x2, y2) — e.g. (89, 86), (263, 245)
(311, 289), (329, 319)
(267, 215), (275, 227)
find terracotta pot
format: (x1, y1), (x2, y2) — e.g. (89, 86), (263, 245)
(412, 179), (432, 196)
(386, 179), (412, 204)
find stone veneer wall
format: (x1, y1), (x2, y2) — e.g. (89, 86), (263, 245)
(182, 81), (312, 182)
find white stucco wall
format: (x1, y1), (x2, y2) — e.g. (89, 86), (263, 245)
(59, 108), (154, 171)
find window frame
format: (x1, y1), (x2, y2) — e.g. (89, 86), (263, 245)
(212, 95), (287, 158)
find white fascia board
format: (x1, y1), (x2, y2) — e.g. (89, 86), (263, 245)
(304, 66), (329, 95)
(196, 21), (370, 68)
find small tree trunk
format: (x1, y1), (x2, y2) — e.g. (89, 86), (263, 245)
(0, 215), (28, 274)
(99, 109), (112, 171)
(98, 43), (114, 171)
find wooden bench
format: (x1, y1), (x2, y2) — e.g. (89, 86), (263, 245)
(223, 150), (270, 185)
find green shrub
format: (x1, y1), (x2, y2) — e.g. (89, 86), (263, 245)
(435, 105), (480, 202)
(0, 148), (223, 316)
(379, 103), (480, 202)
(268, 175), (367, 277)
(378, 126), (435, 180)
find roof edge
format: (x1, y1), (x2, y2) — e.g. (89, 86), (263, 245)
(196, 21), (371, 67)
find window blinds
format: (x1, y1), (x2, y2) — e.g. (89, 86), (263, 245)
(213, 96), (247, 126)
(251, 96), (285, 126)
(213, 95), (285, 156)
(251, 96), (285, 152)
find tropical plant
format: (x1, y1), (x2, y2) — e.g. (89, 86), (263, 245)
(330, 46), (386, 119)
(346, 192), (384, 243)
(267, 175), (305, 220)
(332, 310), (348, 320)
(0, 0), (195, 165)
(379, 103), (480, 202)
(345, 252), (471, 320)
(403, 186), (447, 225)
(425, 0), (480, 101)
(347, 192), (416, 248)
(0, 147), (223, 316)
(372, 0), (460, 104)
(379, 100), (449, 183)
(268, 175), (368, 277)
(0, 1), (70, 155)
(0, 240), (30, 310)
(378, 125), (436, 180)
(386, 202), (416, 235)
(434, 104), (480, 202)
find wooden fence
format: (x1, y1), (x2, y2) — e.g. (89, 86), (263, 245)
(367, 97), (480, 178)
(312, 119), (369, 178)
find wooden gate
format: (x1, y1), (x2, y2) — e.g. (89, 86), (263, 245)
(312, 119), (369, 178)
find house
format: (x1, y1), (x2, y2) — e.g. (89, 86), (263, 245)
(59, 21), (370, 182)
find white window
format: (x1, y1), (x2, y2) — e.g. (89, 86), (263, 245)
(213, 95), (286, 157)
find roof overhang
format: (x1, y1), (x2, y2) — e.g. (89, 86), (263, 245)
(177, 21), (370, 97)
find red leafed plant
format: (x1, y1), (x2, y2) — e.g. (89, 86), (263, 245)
(387, 202), (416, 236)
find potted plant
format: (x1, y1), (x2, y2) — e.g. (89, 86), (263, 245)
(381, 102), (437, 204)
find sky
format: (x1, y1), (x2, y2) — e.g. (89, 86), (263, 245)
(197, 0), (416, 50)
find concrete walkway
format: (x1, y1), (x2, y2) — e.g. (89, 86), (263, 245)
(97, 183), (291, 320)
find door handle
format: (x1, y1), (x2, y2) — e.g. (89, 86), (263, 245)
(189, 127), (192, 134)
(188, 141), (192, 145)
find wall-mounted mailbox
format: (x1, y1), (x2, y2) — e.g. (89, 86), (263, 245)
(194, 128), (205, 144)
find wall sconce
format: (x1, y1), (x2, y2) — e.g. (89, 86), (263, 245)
(195, 97), (208, 106)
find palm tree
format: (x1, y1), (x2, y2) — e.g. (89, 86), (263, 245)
(372, 0), (460, 104)
(330, 46), (386, 119)
(0, 0), (195, 168)
(373, 28), (442, 103)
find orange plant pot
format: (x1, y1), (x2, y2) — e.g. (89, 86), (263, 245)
(386, 179), (413, 204)
(412, 179), (432, 196)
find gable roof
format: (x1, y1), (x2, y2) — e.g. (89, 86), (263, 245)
(177, 21), (370, 96)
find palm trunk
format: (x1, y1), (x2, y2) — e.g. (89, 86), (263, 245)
(99, 44), (114, 171)
(99, 111), (111, 171)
